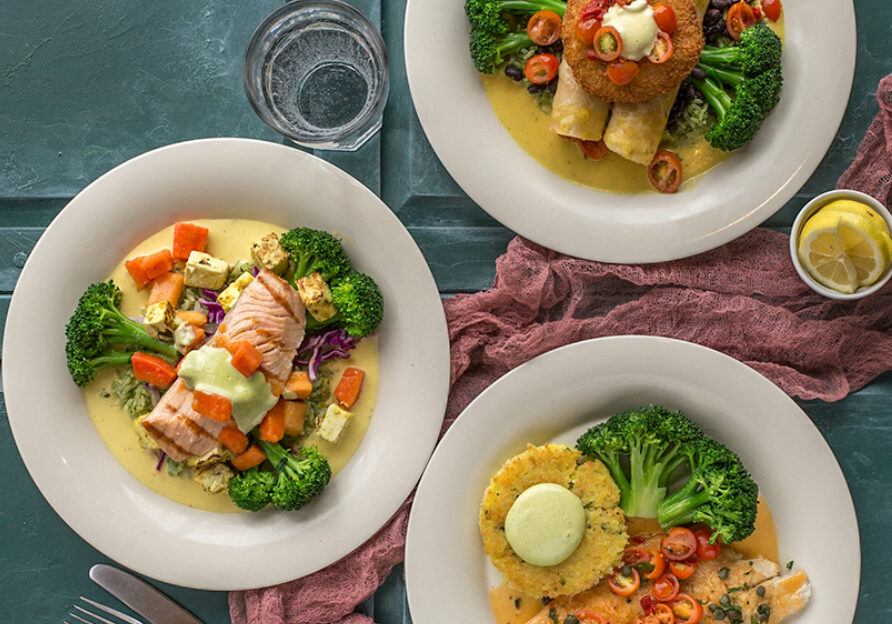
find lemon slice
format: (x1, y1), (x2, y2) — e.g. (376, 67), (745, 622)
(819, 199), (892, 255)
(798, 209), (891, 293)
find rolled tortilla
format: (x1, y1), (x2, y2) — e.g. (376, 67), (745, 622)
(549, 60), (611, 142)
(603, 0), (710, 165)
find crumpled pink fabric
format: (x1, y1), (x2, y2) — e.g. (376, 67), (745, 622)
(229, 74), (892, 624)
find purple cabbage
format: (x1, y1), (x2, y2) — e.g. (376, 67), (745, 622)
(294, 328), (358, 381)
(155, 451), (167, 471)
(144, 382), (161, 406)
(198, 288), (226, 324)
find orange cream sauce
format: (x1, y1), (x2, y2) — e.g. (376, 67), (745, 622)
(490, 497), (778, 623)
(83, 219), (378, 513)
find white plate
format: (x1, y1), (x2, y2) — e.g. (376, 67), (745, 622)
(4, 138), (450, 590)
(404, 2), (856, 263)
(405, 336), (859, 624)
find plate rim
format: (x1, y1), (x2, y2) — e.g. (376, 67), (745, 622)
(405, 335), (861, 624)
(3, 137), (451, 590)
(403, 1), (857, 263)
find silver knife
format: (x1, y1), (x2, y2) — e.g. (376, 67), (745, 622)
(89, 564), (205, 624)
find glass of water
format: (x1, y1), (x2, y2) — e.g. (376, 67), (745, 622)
(244, 0), (389, 151)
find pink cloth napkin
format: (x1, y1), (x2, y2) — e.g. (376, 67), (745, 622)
(229, 74), (892, 624)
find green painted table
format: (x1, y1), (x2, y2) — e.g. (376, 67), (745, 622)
(1, 1), (889, 622)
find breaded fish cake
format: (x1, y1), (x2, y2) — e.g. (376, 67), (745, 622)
(479, 444), (627, 598)
(563, 0), (704, 103)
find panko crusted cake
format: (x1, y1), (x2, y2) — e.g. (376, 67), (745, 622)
(479, 444), (627, 598)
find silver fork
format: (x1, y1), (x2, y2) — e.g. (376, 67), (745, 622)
(65, 596), (144, 624)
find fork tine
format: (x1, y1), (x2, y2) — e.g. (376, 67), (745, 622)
(69, 597), (145, 624)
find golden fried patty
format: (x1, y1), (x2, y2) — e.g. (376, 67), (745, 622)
(479, 444), (627, 598)
(563, 0), (704, 103)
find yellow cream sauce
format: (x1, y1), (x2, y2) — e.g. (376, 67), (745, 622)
(489, 497), (778, 623)
(481, 14), (785, 194)
(83, 219), (379, 513)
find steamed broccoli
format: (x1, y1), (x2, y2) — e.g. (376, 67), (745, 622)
(305, 270), (383, 338)
(693, 22), (783, 151)
(279, 227), (351, 288)
(259, 441), (332, 511)
(228, 466), (276, 511)
(465, 0), (566, 74)
(65, 281), (179, 387)
(576, 406), (703, 518)
(657, 437), (759, 544)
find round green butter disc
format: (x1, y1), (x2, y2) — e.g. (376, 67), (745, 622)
(504, 482), (586, 567)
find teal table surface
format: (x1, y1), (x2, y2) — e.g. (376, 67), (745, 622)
(1, 1), (890, 622)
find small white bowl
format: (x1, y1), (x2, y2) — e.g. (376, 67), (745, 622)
(790, 189), (892, 300)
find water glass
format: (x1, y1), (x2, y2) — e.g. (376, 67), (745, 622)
(244, 0), (389, 151)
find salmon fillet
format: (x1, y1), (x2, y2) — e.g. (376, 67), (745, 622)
(526, 533), (811, 624)
(142, 269), (306, 461)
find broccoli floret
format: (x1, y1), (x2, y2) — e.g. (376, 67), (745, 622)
(693, 23), (783, 151)
(699, 23), (782, 77)
(279, 227), (351, 287)
(259, 441), (331, 511)
(465, 0), (566, 74)
(576, 405), (703, 518)
(228, 466), (276, 511)
(657, 437), (759, 544)
(65, 281), (179, 387)
(305, 270), (383, 338)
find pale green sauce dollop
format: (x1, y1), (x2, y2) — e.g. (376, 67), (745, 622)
(504, 483), (586, 567)
(178, 346), (277, 433)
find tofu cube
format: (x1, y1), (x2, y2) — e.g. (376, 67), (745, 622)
(134, 415), (160, 450)
(143, 300), (179, 338)
(251, 232), (290, 275)
(184, 251), (230, 290)
(318, 403), (353, 443)
(217, 272), (254, 312)
(296, 272), (338, 322)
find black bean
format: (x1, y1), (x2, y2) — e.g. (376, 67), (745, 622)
(505, 65), (523, 81)
(527, 83), (547, 93)
(551, 39), (564, 53)
(691, 67), (707, 81)
(548, 77), (558, 93)
(714, 0), (732, 10)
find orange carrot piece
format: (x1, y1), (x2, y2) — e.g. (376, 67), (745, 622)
(229, 340), (263, 378)
(176, 310), (208, 326)
(284, 370), (313, 400)
(192, 390), (232, 422)
(185, 325), (206, 352)
(259, 400), (286, 443)
(131, 352), (177, 388)
(282, 400), (307, 436)
(172, 222), (209, 261)
(131, 249), (174, 283)
(125, 257), (151, 290)
(220, 424), (250, 455)
(231, 444), (266, 471)
(334, 367), (365, 408)
(147, 271), (185, 307)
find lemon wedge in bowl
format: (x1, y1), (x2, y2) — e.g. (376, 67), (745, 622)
(820, 198), (892, 255)
(797, 209), (892, 294)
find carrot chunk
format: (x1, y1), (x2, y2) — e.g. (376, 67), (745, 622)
(228, 340), (263, 378)
(231, 444), (266, 471)
(131, 352), (177, 388)
(139, 249), (175, 282)
(172, 222), (209, 261)
(175, 310), (208, 326)
(192, 390), (232, 422)
(125, 257), (151, 290)
(147, 271), (185, 307)
(185, 325), (206, 352)
(334, 367), (365, 408)
(259, 400), (286, 443)
(284, 370), (313, 399)
(219, 424), (249, 454)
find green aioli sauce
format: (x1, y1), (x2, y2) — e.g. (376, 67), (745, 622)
(504, 483), (586, 567)
(178, 346), (277, 433)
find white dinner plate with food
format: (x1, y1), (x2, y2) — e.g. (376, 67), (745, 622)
(4, 138), (450, 590)
(404, 0), (855, 262)
(405, 336), (859, 624)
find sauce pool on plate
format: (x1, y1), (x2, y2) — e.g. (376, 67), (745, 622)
(83, 218), (379, 513)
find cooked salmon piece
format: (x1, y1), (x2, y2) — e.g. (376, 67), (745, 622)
(524, 533), (811, 624)
(213, 269), (305, 383)
(142, 269), (306, 461)
(139, 378), (229, 462)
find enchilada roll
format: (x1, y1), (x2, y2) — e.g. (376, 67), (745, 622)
(549, 60), (611, 142)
